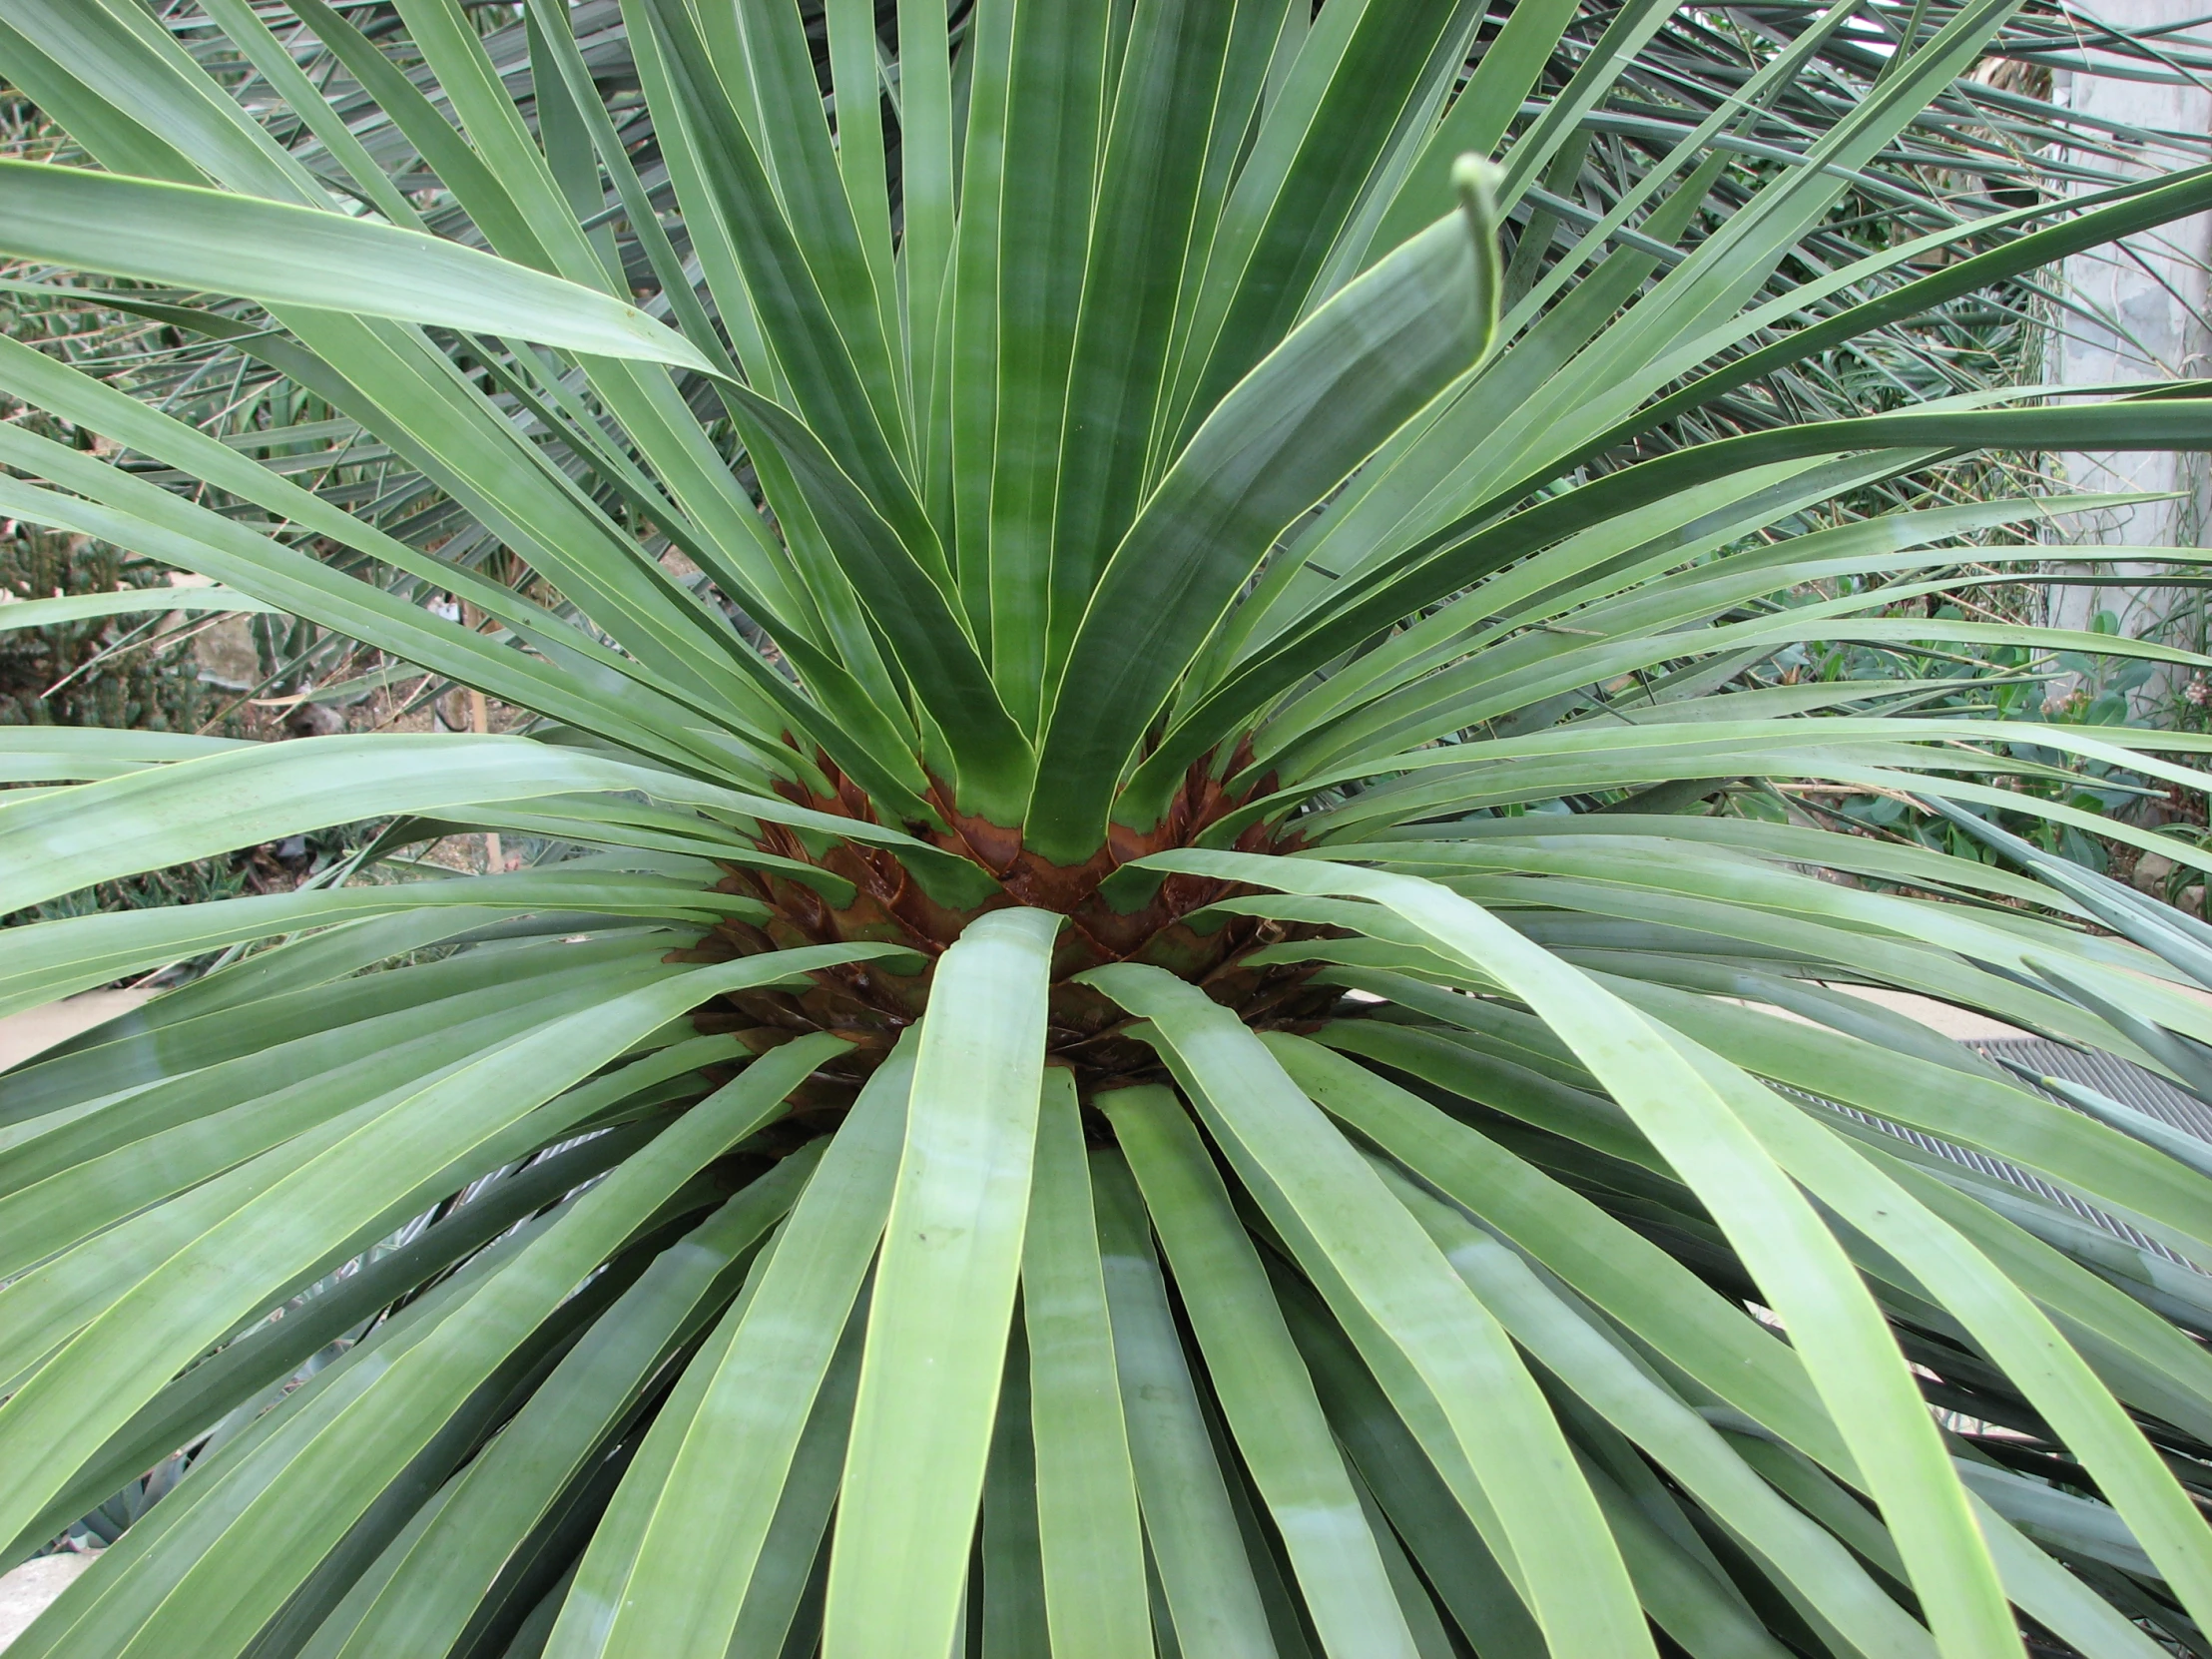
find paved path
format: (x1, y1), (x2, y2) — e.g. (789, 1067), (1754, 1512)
(0, 1555), (95, 1651)
(0, 989), (153, 1071)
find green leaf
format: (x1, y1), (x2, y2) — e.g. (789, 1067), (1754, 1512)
(547, 1037), (915, 1657)
(628, 0), (916, 527)
(1132, 851), (2024, 1658)
(946, 0), (1018, 634)
(827, 907), (1062, 1659)
(0, 969), (666, 1282)
(1277, 1270), (1545, 1659)
(0, 732), (979, 920)
(1089, 1144), (1279, 1657)
(0, 1115), (671, 1572)
(1660, 1036), (2212, 1636)
(323, 1096), (830, 1658)
(1, 929), (692, 1129)
(10, 8), (2212, 1652)
(895, 0), (955, 462)
(0, 727), (254, 785)
(1165, 396), (2212, 783)
(1366, 0), (1581, 253)
(1044, 0), (1238, 693)
(1030, 175), (1503, 860)
(0, 871), (740, 1019)
(0, 161), (711, 370)
(0, 586), (277, 631)
(716, 382), (1035, 820)
(1106, 1083), (1423, 1659)
(1160, 0), (1476, 447)
(1371, 1154), (1936, 1656)
(716, 0), (908, 454)
(1080, 962), (1656, 1658)
(981, 1320), (1051, 1659)
(0, 945), (889, 1556)
(21, 1035), (843, 1657)
(986, 0), (1110, 726)
(1021, 1069), (1153, 1659)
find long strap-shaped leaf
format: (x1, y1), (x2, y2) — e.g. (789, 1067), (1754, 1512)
(1022, 1070), (1153, 1659)
(1365, 0), (1581, 255)
(0, 728), (253, 786)
(0, 975), (667, 1283)
(0, 2), (775, 713)
(1106, 1084), (1424, 1659)
(0, 944), (889, 1558)
(980, 1321), (1051, 1655)
(0, 1115), (663, 1577)
(718, 382), (1035, 822)
(1028, 173), (1502, 862)
(290, 0), (544, 261)
(0, 877), (727, 1020)
(1137, 393), (2212, 807)
(1088, 1144), (1279, 1656)
(1432, 0), (2021, 527)
(628, 0), (921, 542)
(0, 442), (759, 782)
(1580, 972), (2212, 1263)
(1079, 963), (1657, 1659)
(0, 160), (704, 368)
(824, 0), (898, 399)
(719, 0), (907, 453)
(1044, 0), (1239, 699)
(323, 1142), (824, 1657)
(1377, 1156), (1940, 1656)
(1670, 1034), (2212, 1634)
(825, 906), (1062, 1659)
(1273, 1261), (1547, 1659)
(0, 732), (992, 918)
(986, 0), (1110, 728)
(1278, 1027), (2185, 1659)
(1, 926), (698, 1122)
(1267, 1033), (1852, 1467)
(1132, 849), (2026, 1659)
(1252, 454), (1955, 713)
(1157, 0), (1470, 454)
(546, 1040), (914, 1659)
(944, 0), (1016, 630)
(394, 0), (830, 651)
(1579, 162), (2212, 469)
(0, 587), (276, 632)
(894, 0), (955, 491)
(22, 1038), (844, 1659)
(0, 980), (717, 1346)
(195, 0), (424, 228)
(1870, 1141), (2212, 1453)
(0, 13), (204, 186)
(10, 1208), (579, 1659)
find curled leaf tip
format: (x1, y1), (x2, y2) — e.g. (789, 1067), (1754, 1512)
(1450, 153), (1503, 203)
(1452, 154), (1504, 366)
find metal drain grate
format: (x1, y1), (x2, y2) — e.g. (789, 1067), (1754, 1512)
(1971, 1038), (2212, 1146)
(1819, 1038), (2212, 1273)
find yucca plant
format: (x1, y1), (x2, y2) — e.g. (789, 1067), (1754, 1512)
(6, 2), (2212, 1656)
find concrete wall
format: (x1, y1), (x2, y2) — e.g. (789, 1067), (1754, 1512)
(2049, 3), (2212, 656)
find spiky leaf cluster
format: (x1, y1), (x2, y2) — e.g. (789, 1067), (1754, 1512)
(3, 6), (2212, 1658)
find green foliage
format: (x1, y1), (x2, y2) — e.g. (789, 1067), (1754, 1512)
(2, 6), (2212, 1659)
(0, 525), (208, 733)
(0, 523), (259, 929)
